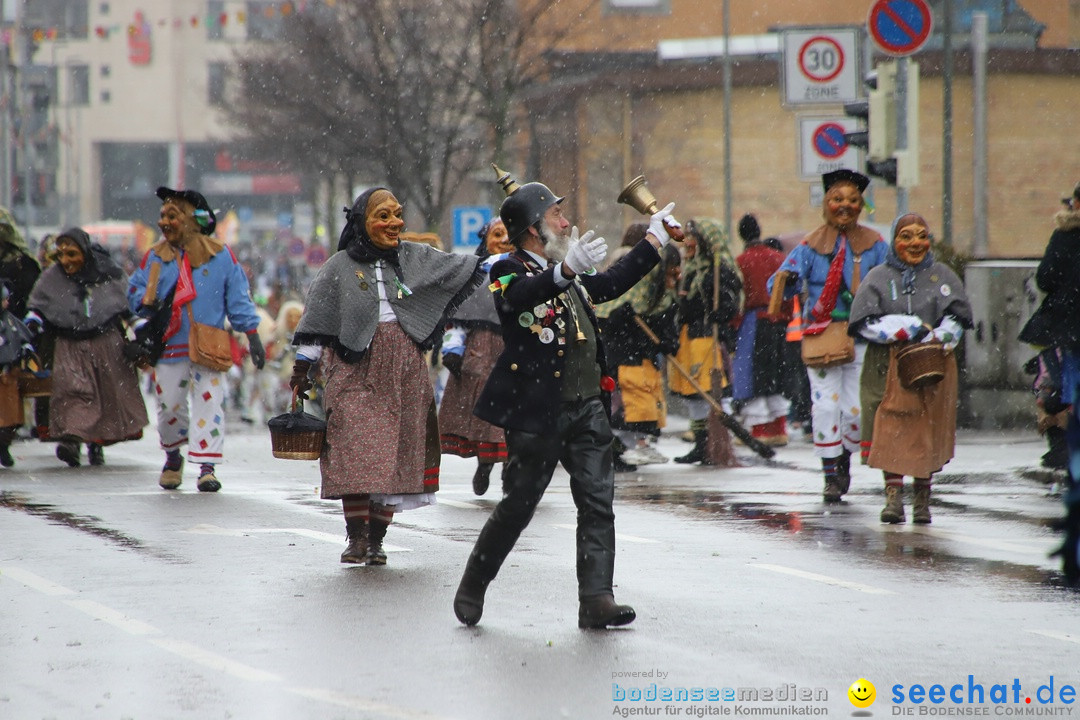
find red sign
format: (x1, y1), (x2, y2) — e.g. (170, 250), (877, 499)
(798, 36), (845, 83)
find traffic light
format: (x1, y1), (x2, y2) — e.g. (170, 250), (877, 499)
(843, 61), (920, 189)
(844, 62), (896, 160)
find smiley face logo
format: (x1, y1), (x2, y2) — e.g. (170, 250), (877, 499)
(848, 678), (876, 708)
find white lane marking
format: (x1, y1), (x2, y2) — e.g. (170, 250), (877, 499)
(1027, 630), (1080, 645)
(0, 565), (448, 719)
(750, 563), (896, 595)
(550, 523), (659, 544)
(148, 635), (283, 683)
(64, 598), (160, 636)
(0, 566), (74, 596)
(182, 524), (411, 552)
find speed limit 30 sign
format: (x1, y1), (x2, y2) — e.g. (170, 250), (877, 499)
(782, 27), (860, 107)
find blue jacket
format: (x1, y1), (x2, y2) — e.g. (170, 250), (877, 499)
(128, 243), (260, 364)
(769, 232), (888, 321)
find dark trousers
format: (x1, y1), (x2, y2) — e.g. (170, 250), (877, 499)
(463, 397), (617, 599)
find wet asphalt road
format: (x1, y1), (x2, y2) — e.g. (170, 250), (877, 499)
(2, 422), (1078, 719)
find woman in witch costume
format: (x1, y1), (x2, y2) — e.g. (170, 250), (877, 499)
(290, 188), (484, 565)
(848, 213), (972, 524)
(25, 228), (148, 466)
(438, 217), (512, 497)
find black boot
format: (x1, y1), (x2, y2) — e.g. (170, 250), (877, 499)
(367, 518), (389, 565)
(836, 449), (852, 495)
(472, 462), (494, 496)
(454, 566), (490, 627)
(578, 594), (636, 629)
(340, 517), (368, 564)
(87, 443), (105, 466)
(674, 429), (708, 464)
(453, 517), (523, 626)
(0, 443), (13, 468)
(56, 440), (81, 467)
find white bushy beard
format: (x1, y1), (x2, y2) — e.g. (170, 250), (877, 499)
(539, 222), (571, 263)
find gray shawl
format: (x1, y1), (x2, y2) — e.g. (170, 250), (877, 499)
(849, 260), (973, 329)
(28, 263), (129, 338)
(294, 241), (483, 361)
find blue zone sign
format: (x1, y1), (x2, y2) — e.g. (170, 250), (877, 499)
(453, 206), (493, 248)
(868, 0), (933, 56)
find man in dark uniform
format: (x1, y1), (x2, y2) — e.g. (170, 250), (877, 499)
(453, 175), (677, 629)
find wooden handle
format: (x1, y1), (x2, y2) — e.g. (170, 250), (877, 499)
(767, 270), (791, 316)
(142, 262), (161, 307)
(631, 316), (774, 459)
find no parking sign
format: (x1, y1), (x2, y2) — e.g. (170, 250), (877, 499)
(868, 0), (933, 56)
(453, 206), (493, 249)
(798, 117), (861, 180)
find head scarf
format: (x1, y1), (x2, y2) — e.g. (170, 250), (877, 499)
(55, 227), (125, 288)
(337, 187), (410, 286)
(885, 212), (935, 295)
(0, 206), (38, 267)
(683, 217), (738, 303)
(620, 243), (681, 316)
(474, 218), (497, 259)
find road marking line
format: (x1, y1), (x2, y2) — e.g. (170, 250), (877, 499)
(551, 523), (659, 544)
(182, 524), (411, 552)
(1, 565), (450, 719)
(1027, 630), (1080, 645)
(750, 563), (895, 595)
(64, 598), (160, 636)
(0, 566), (74, 596)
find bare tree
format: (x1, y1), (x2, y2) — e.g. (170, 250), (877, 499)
(224, 0), (592, 230)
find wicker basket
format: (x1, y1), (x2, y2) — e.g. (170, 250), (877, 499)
(268, 394), (325, 460)
(896, 341), (946, 390)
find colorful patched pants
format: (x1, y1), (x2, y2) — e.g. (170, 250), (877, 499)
(806, 342), (866, 459)
(153, 360), (228, 464)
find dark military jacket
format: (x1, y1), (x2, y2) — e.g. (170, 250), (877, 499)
(474, 239), (660, 434)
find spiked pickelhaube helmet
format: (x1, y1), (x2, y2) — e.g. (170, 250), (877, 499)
(493, 164), (563, 244)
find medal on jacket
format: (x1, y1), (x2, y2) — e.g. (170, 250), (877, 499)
(355, 270), (369, 291)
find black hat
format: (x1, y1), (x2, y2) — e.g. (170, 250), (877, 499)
(1064, 182), (1080, 205)
(822, 169), (870, 194)
(737, 213), (761, 242)
(156, 186), (217, 235)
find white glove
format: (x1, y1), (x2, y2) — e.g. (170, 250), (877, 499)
(563, 227), (608, 275)
(647, 202), (678, 246)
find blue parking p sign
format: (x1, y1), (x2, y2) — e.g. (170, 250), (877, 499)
(453, 206), (493, 248)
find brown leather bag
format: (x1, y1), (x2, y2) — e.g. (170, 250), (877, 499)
(185, 305), (233, 371)
(801, 320), (855, 368)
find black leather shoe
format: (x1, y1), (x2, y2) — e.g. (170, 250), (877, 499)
(453, 571), (488, 626)
(578, 594), (636, 629)
(0, 444), (13, 467)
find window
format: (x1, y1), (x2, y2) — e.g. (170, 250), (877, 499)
(208, 62), (227, 106)
(23, 0), (90, 40)
(68, 64), (89, 106)
(100, 89), (110, 103)
(100, 64), (110, 78)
